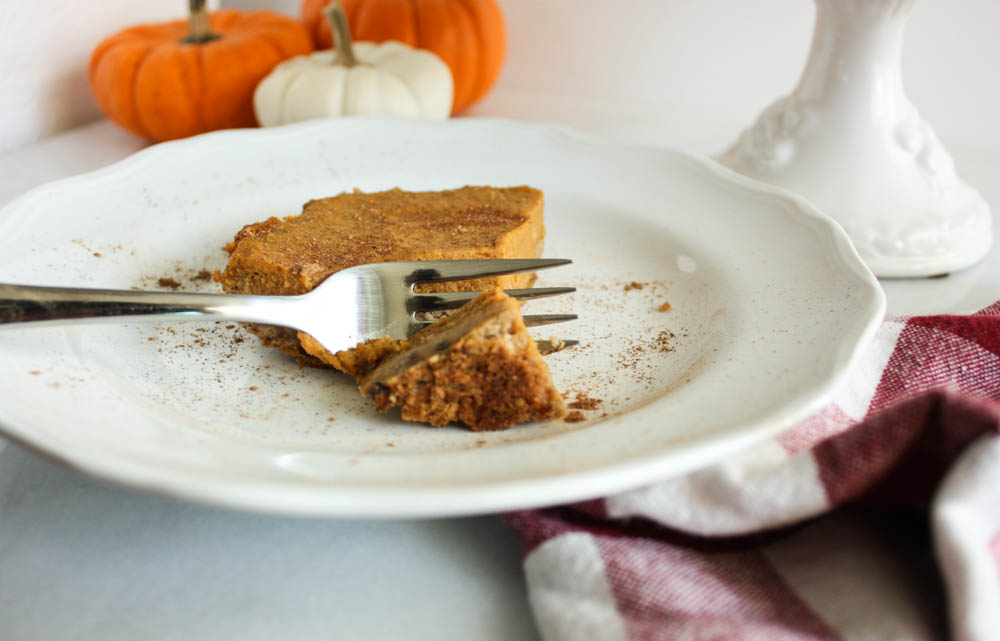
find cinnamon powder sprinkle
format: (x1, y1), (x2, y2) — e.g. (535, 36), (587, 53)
(564, 411), (586, 423)
(157, 277), (182, 290)
(624, 281), (646, 291)
(655, 330), (676, 353)
(658, 301), (672, 312)
(568, 392), (603, 411)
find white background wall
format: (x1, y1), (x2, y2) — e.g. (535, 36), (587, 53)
(0, 0), (216, 153)
(1, 0), (997, 153)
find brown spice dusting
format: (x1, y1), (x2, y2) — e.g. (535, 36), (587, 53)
(132, 249), (681, 433)
(157, 277), (182, 290)
(568, 392), (603, 411)
(93, 252), (103, 258)
(136, 260), (223, 293)
(475, 439), (487, 447)
(655, 330), (676, 353)
(249, 386), (259, 391)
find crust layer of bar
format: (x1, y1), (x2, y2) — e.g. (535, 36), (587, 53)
(360, 287), (566, 430)
(220, 186), (546, 367)
(297, 335), (408, 378)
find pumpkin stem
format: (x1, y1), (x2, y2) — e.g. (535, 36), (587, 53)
(324, 1), (358, 67)
(184, 0), (219, 44)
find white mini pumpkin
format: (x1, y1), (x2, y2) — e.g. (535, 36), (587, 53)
(253, 2), (452, 126)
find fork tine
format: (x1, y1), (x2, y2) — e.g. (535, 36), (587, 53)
(403, 258), (572, 286)
(522, 314), (578, 327)
(411, 313), (577, 331)
(409, 287), (576, 312)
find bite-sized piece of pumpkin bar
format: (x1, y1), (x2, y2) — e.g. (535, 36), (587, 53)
(360, 287), (566, 430)
(220, 185), (546, 366)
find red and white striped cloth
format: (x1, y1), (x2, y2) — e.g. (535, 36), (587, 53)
(506, 301), (1000, 641)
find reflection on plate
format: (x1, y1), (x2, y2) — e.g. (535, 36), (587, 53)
(0, 118), (883, 517)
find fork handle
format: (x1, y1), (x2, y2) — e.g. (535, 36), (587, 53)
(0, 283), (296, 328)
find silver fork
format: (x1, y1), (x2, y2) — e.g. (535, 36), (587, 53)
(0, 258), (578, 353)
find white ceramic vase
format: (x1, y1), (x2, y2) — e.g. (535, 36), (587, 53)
(718, 0), (991, 277)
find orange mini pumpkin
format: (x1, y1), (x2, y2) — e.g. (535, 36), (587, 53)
(300, 0), (505, 114)
(90, 1), (313, 142)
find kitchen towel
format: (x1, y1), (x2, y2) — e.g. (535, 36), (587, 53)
(507, 301), (1000, 641)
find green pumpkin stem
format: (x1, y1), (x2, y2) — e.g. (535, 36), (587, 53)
(324, 1), (358, 67)
(184, 0), (219, 44)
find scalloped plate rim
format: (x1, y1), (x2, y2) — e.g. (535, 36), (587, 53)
(0, 117), (885, 517)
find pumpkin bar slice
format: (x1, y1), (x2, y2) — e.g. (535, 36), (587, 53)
(360, 287), (566, 430)
(220, 185), (546, 367)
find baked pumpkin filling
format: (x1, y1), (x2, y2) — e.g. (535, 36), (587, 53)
(220, 185), (546, 368)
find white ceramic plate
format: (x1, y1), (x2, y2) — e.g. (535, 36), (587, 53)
(0, 118), (883, 517)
